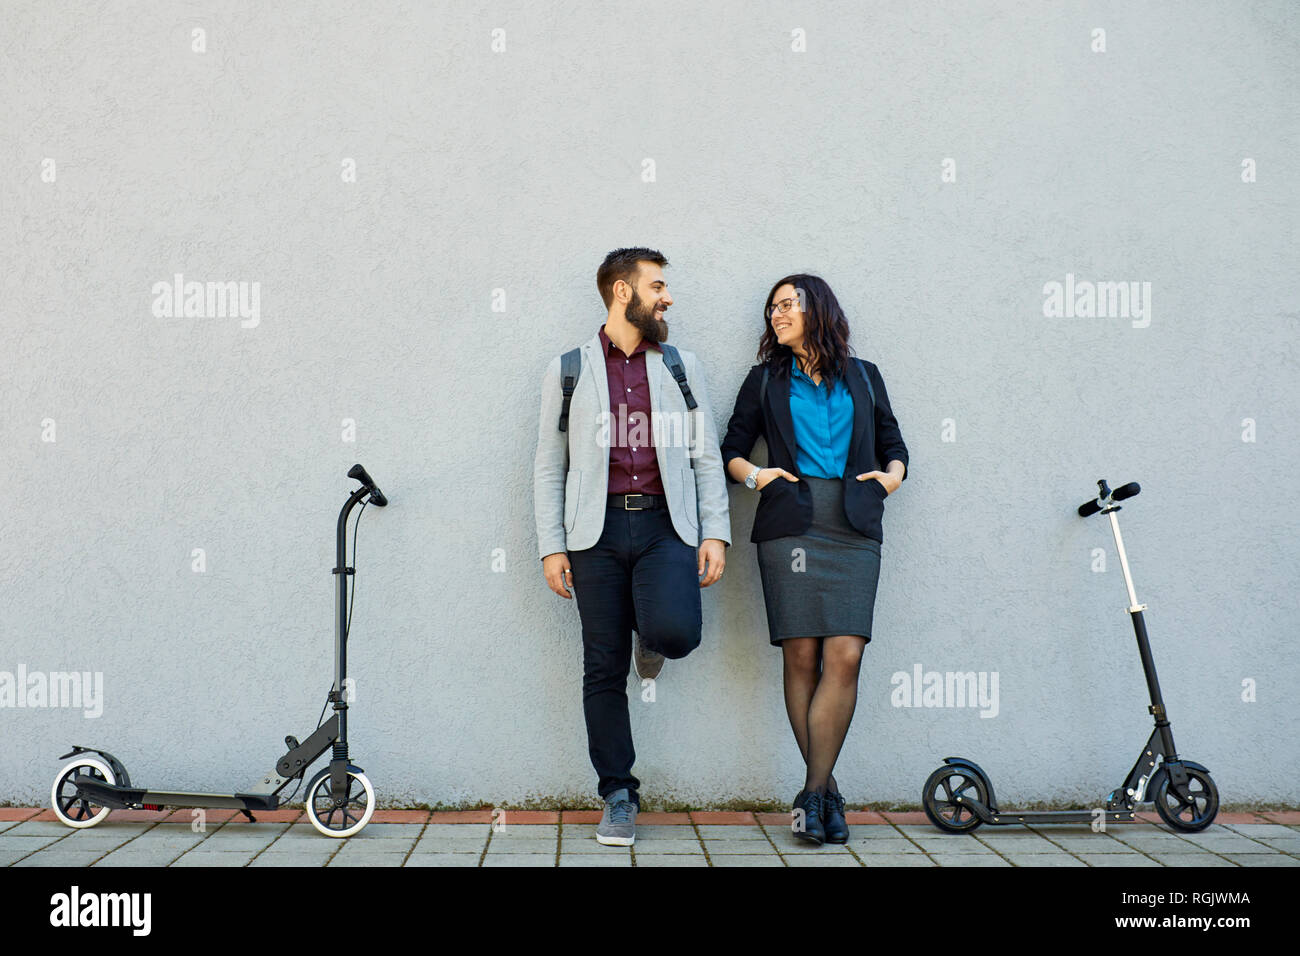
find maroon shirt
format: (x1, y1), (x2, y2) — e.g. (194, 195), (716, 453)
(599, 326), (664, 495)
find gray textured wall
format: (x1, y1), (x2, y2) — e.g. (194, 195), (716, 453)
(3, 1), (1297, 810)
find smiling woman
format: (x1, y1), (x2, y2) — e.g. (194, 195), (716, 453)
(720, 271), (909, 847)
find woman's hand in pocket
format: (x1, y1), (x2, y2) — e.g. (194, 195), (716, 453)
(855, 471), (899, 495)
(756, 468), (799, 491)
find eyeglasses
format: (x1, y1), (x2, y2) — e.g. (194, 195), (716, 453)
(769, 297), (803, 317)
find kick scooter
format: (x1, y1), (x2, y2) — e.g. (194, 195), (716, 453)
(921, 479), (1219, 833)
(50, 464), (390, 838)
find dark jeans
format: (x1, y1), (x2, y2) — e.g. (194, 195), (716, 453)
(567, 502), (703, 802)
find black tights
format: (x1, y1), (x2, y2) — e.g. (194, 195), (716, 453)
(781, 635), (867, 794)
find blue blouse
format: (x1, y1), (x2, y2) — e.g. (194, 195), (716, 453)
(789, 359), (855, 478)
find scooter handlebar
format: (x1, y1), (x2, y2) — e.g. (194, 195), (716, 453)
(1077, 480), (1139, 516)
(348, 463), (389, 507)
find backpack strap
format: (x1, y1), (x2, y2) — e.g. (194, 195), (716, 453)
(660, 343), (698, 469)
(760, 364), (769, 407)
(557, 348), (581, 432)
(659, 343), (697, 410)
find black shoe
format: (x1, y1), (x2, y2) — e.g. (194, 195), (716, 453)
(792, 789), (826, 845)
(822, 788), (849, 844)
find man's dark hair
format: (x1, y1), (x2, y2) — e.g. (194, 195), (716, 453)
(597, 247), (668, 309)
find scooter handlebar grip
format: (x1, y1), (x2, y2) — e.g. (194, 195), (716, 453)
(347, 463), (388, 506)
(1077, 498), (1102, 517)
(1111, 481), (1140, 501)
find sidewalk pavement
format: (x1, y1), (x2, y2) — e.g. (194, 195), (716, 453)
(3, 808), (1297, 867)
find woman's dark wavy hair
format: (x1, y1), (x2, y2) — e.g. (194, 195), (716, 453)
(757, 273), (854, 381)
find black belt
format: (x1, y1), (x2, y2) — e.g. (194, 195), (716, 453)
(607, 493), (665, 510)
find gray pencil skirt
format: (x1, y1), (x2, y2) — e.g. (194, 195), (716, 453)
(756, 475), (882, 646)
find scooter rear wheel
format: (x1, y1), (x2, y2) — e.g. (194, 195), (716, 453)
(922, 765), (989, 833)
(51, 757), (115, 829)
(304, 767), (375, 838)
(1152, 766), (1218, 832)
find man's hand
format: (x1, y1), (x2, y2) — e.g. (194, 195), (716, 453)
(542, 552), (573, 598)
(698, 538), (726, 587)
(855, 470), (900, 495)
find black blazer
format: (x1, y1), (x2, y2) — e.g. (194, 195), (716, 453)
(719, 355), (910, 544)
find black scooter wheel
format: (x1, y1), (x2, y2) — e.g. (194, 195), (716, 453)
(1152, 766), (1219, 832)
(922, 765), (988, 833)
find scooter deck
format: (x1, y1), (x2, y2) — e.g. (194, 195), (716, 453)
(71, 776), (280, 812)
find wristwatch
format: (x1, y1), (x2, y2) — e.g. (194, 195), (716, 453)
(744, 466), (761, 490)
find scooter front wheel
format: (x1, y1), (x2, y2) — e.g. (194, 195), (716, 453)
(922, 765), (989, 833)
(51, 757), (116, 829)
(304, 767), (375, 838)
(1152, 766), (1218, 832)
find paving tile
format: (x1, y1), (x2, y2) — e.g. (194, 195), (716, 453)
(93, 849), (187, 866)
(704, 842), (780, 855)
(773, 838), (852, 853)
(420, 823), (492, 837)
(849, 839), (928, 854)
(633, 854), (709, 867)
(783, 854), (862, 867)
(697, 825), (768, 840)
(7, 821), (147, 837)
(1033, 837), (1141, 854)
(1220, 823), (1298, 837)
(1076, 854), (1161, 867)
(559, 854), (635, 867)
(629, 839), (704, 854)
(708, 854), (785, 867)
(342, 824), (425, 839)
(893, 836), (1000, 854)
(330, 842), (415, 856)
(249, 849), (337, 864)
(169, 851), (258, 867)
(479, 853), (554, 867)
(402, 854), (482, 867)
(859, 854), (937, 866)
(1002, 853), (1088, 867)
(486, 839), (557, 854)
(1177, 835), (1275, 853)
(1222, 854), (1300, 866)
(486, 826), (559, 841)
(929, 854), (1012, 866)
(850, 825), (917, 838)
(327, 853), (407, 866)
(409, 840), (487, 854)
(1255, 838), (1300, 854)
(627, 824), (696, 837)
(15, 851), (108, 867)
(1, 835), (86, 851)
(1148, 854), (1239, 867)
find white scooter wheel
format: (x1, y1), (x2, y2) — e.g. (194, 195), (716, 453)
(304, 767), (375, 838)
(51, 757), (116, 829)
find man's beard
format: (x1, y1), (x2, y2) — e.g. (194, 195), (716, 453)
(626, 290), (668, 343)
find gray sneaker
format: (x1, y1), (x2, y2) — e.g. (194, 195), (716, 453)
(633, 633), (665, 680)
(595, 788), (638, 846)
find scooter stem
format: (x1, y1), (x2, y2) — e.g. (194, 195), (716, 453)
(1106, 509), (1144, 612)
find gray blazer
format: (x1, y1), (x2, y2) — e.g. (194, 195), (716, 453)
(533, 330), (732, 560)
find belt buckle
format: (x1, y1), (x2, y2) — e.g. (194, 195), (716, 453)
(624, 494), (644, 511)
